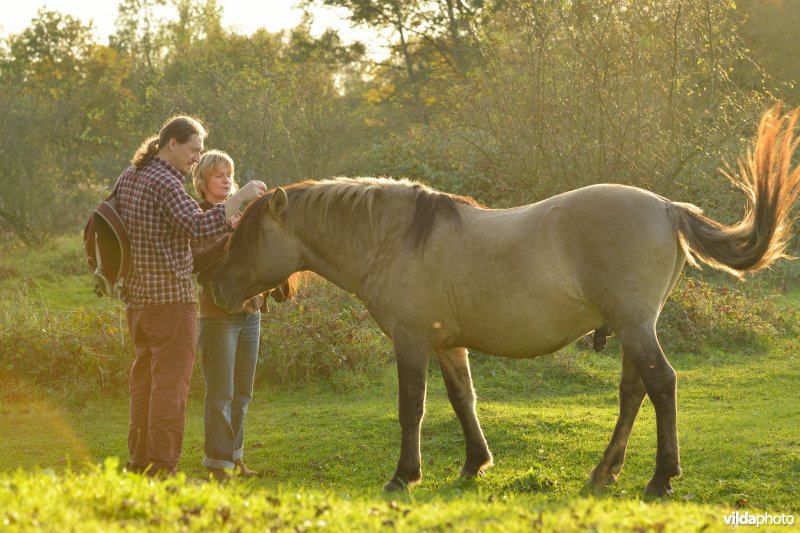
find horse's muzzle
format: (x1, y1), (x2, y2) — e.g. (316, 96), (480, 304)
(211, 282), (233, 312)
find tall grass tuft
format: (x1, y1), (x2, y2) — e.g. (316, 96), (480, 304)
(0, 283), (130, 401)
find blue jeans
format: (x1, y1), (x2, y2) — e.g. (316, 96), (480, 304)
(199, 312), (260, 470)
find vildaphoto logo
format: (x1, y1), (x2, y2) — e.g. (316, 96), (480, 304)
(723, 511), (795, 527)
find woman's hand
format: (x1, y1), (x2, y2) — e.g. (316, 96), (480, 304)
(236, 180), (267, 203)
(225, 180), (267, 219)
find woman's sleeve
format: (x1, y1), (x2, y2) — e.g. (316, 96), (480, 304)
(191, 233), (231, 274)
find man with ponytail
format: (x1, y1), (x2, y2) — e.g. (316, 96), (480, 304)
(116, 115), (266, 477)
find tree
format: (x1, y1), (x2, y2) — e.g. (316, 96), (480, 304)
(0, 10), (128, 245)
(303, 0), (485, 121)
(429, 0), (769, 207)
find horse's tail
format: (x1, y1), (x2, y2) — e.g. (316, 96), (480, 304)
(667, 105), (800, 278)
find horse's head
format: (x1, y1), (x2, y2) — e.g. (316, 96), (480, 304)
(212, 187), (301, 311)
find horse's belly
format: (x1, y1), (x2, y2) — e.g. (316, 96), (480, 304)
(463, 330), (591, 359)
(454, 301), (603, 358)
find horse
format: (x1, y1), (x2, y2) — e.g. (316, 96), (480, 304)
(212, 107), (800, 496)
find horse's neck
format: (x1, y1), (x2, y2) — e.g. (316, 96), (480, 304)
(293, 208), (392, 296)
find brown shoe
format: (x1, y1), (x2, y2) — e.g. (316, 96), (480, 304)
(147, 466), (178, 479)
(125, 462), (148, 474)
(207, 467), (232, 481)
(234, 459), (259, 478)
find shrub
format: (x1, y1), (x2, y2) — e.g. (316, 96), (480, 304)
(257, 274), (393, 390)
(2, 231), (798, 401)
(658, 277), (787, 355)
(0, 285), (130, 401)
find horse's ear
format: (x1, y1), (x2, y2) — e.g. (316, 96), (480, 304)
(269, 187), (288, 216)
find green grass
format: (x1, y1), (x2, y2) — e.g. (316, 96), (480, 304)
(0, 461), (736, 531)
(1, 234), (798, 530)
(1, 343), (798, 530)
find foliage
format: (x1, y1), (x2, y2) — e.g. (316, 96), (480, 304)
(0, 11), (124, 245)
(738, 0), (800, 107)
(2, 1), (799, 243)
(658, 276), (794, 355)
(0, 458), (743, 531)
(0, 235), (129, 400)
(0, 291), (129, 400)
(0, 234), (394, 401)
(428, 1), (767, 207)
(0, 2), (371, 244)
(3, 232), (799, 406)
(258, 274), (393, 389)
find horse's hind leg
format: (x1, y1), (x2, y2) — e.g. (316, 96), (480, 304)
(435, 347), (493, 477)
(589, 347), (646, 490)
(617, 323), (682, 496)
(384, 328), (430, 492)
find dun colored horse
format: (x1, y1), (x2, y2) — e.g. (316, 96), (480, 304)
(212, 107), (800, 495)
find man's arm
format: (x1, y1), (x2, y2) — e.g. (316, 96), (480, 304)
(157, 178), (267, 240)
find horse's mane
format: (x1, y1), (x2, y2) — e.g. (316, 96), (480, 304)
(229, 177), (481, 261)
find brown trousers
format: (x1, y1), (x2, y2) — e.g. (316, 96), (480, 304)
(126, 302), (197, 473)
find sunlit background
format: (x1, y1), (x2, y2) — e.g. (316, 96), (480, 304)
(0, 0), (384, 54)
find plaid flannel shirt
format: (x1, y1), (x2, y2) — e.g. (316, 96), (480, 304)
(116, 156), (230, 308)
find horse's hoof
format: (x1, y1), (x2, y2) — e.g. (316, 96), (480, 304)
(459, 467), (485, 479)
(459, 462), (490, 478)
(580, 481), (604, 497)
(459, 453), (493, 478)
(644, 477), (674, 497)
(383, 478), (409, 493)
(588, 466), (618, 489)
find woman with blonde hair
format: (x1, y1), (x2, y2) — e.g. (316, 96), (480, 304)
(191, 149), (267, 480)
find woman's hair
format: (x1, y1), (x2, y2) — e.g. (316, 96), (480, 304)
(131, 115), (207, 170)
(192, 149), (238, 200)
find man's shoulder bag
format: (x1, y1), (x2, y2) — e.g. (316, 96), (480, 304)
(83, 184), (131, 298)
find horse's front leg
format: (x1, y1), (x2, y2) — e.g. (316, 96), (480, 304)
(589, 347), (646, 490)
(384, 327), (431, 492)
(435, 347), (493, 478)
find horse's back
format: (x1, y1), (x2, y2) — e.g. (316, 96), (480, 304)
(374, 184), (684, 357)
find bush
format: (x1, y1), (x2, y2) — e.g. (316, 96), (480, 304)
(0, 285), (130, 401)
(257, 274), (393, 390)
(0, 257), (395, 400)
(658, 277), (790, 355)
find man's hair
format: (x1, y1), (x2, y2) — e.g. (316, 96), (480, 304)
(192, 149), (238, 201)
(131, 115), (207, 170)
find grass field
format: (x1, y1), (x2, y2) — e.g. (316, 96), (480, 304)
(0, 235), (798, 531)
